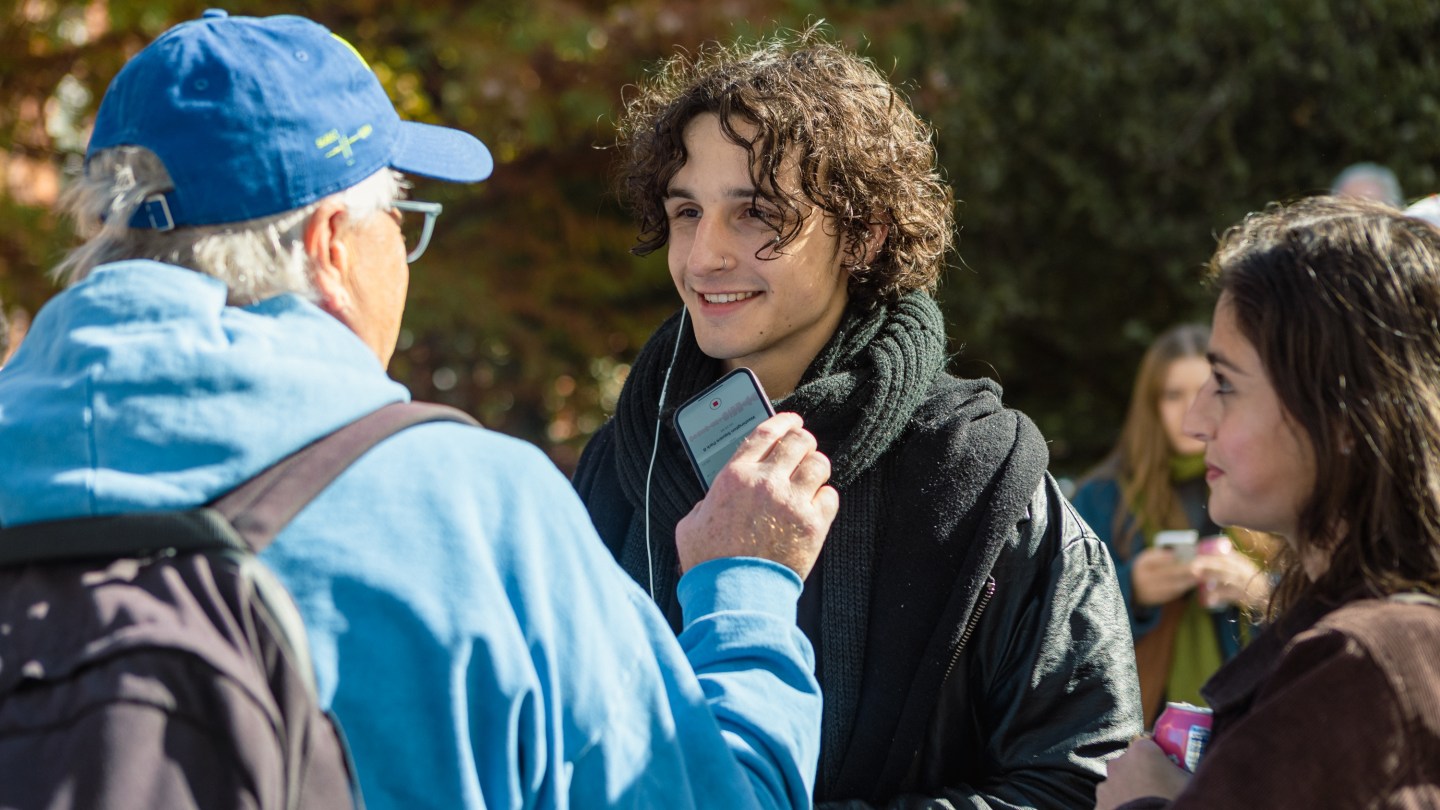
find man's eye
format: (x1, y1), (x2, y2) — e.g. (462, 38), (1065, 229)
(745, 207), (780, 225)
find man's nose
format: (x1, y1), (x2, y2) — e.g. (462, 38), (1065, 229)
(686, 215), (734, 275)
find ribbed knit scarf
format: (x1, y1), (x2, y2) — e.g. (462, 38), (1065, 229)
(609, 291), (948, 780)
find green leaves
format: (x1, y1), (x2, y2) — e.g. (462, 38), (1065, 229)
(3, 0), (1438, 475)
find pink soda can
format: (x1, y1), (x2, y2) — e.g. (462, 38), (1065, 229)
(1195, 535), (1235, 611)
(1196, 535), (1232, 557)
(1153, 701), (1212, 772)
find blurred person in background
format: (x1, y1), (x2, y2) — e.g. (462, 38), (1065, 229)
(1406, 193), (1440, 228)
(1073, 323), (1275, 727)
(1329, 161), (1403, 207)
(1098, 196), (1440, 808)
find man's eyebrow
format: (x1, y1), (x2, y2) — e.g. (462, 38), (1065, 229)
(664, 185), (759, 201)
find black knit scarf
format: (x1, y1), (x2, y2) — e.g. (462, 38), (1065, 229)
(609, 291), (948, 783)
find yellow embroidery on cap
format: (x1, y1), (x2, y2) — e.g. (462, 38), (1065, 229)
(330, 33), (370, 68)
(314, 125), (374, 164)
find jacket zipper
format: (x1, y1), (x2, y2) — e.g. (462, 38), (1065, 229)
(941, 577), (996, 684)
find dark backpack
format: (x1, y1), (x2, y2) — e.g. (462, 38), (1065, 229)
(0, 401), (476, 810)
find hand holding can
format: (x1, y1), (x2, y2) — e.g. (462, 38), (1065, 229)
(1191, 535), (1272, 611)
(1196, 535), (1232, 558)
(1152, 701), (1213, 772)
(1194, 535), (1233, 610)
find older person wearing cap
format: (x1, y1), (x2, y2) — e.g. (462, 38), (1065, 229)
(1329, 161), (1404, 207)
(0, 11), (836, 810)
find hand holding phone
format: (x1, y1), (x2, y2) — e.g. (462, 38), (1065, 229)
(673, 368), (776, 490)
(1153, 529), (1199, 564)
(1134, 530), (1201, 606)
(674, 411), (838, 579)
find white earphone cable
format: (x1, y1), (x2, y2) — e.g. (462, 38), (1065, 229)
(643, 306), (687, 601)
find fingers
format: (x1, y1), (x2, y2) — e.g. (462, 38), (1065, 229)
(813, 483), (839, 519)
(1128, 736), (1163, 755)
(1191, 556), (1272, 610)
(676, 411), (837, 580)
(1190, 553), (1259, 585)
(754, 416), (832, 517)
(763, 423), (819, 469)
(731, 412), (804, 464)
(1133, 549), (1202, 606)
(792, 441), (832, 489)
(734, 411), (827, 488)
(1137, 546), (1192, 575)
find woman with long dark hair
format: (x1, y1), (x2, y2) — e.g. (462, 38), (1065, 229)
(1098, 196), (1440, 807)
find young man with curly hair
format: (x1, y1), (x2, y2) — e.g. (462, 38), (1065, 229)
(573, 29), (1143, 808)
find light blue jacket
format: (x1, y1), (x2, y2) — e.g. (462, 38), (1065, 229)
(0, 261), (821, 809)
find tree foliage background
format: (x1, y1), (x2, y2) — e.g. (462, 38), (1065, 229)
(4, 0), (1439, 477)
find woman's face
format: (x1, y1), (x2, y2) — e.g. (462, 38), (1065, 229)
(1158, 356), (1209, 457)
(1182, 295), (1317, 541)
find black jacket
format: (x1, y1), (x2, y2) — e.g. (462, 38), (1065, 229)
(575, 370), (1142, 808)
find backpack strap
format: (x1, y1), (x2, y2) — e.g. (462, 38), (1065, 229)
(0, 401), (478, 563)
(0, 510), (248, 565)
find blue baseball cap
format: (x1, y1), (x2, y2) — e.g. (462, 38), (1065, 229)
(87, 10), (493, 230)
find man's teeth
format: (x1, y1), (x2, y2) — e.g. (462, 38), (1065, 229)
(703, 292), (758, 304)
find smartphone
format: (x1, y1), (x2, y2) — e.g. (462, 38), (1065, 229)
(1154, 529), (1199, 563)
(673, 368), (776, 490)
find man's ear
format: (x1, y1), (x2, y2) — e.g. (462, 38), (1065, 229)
(848, 221), (890, 268)
(304, 199), (354, 321)
(862, 221), (890, 266)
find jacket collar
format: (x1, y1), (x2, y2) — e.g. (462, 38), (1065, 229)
(1201, 589), (1341, 725)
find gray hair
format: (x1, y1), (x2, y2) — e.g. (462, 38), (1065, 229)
(1329, 161), (1404, 208)
(55, 146), (403, 305)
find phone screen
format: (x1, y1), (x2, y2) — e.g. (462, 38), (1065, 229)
(673, 368), (776, 490)
(1154, 529), (1199, 563)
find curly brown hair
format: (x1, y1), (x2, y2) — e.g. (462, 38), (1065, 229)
(615, 26), (954, 307)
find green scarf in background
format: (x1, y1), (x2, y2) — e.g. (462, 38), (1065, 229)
(1161, 452), (1224, 707)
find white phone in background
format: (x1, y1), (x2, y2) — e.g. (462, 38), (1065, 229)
(1154, 529), (1199, 563)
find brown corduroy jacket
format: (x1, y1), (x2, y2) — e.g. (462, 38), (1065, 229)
(1121, 592), (1440, 809)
